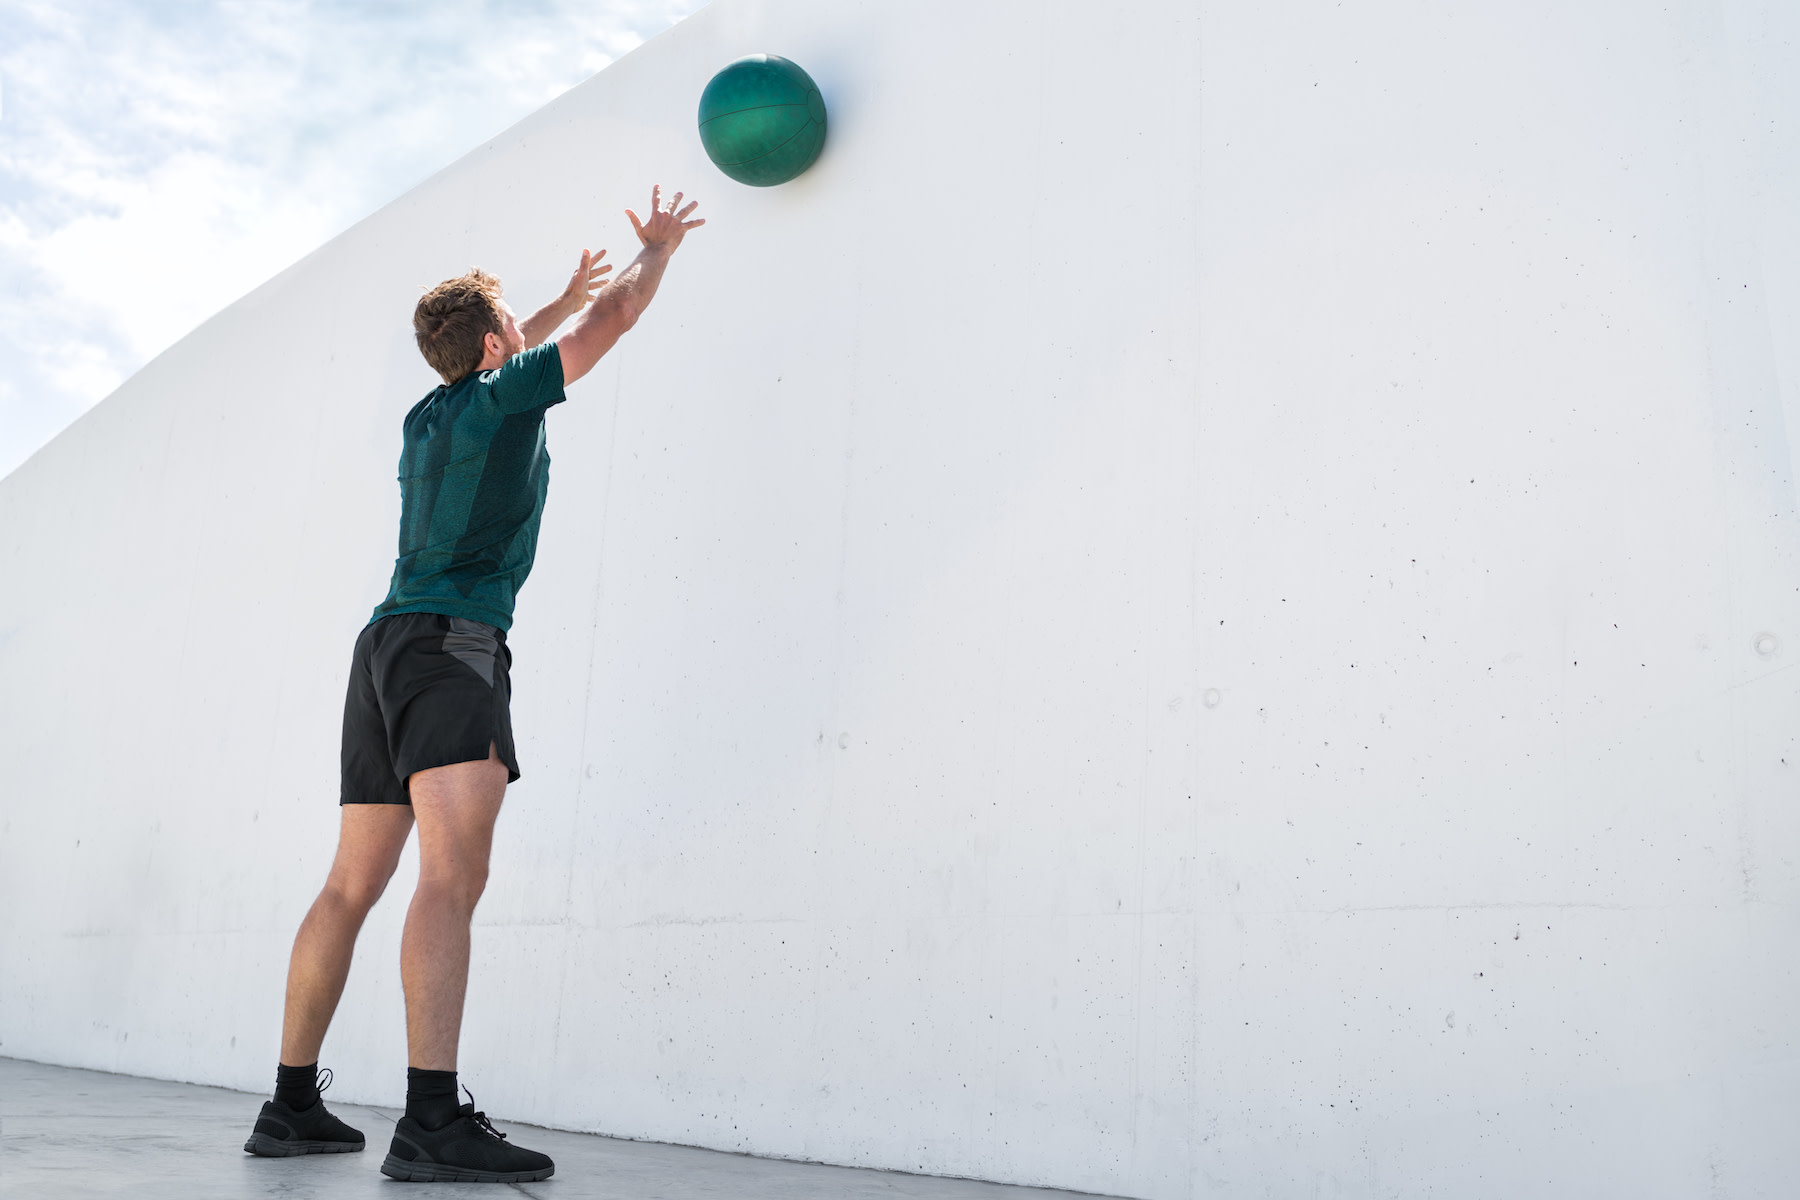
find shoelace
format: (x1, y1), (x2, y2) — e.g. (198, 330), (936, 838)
(462, 1086), (508, 1141)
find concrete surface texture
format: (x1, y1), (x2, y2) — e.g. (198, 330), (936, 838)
(0, 1057), (1121, 1199)
(1, 0), (1798, 1197)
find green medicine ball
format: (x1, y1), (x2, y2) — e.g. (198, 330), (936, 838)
(698, 55), (827, 187)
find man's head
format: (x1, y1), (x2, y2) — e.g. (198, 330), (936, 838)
(413, 269), (524, 384)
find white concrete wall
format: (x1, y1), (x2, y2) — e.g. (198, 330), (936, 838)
(3, 0), (1798, 1195)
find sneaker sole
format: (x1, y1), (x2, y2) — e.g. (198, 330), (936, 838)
(243, 1132), (365, 1156)
(380, 1152), (553, 1182)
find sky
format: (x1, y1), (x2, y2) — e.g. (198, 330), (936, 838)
(0, 0), (706, 481)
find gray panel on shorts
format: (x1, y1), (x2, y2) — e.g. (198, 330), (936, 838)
(443, 618), (498, 686)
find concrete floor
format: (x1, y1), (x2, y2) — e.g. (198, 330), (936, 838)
(0, 1057), (1123, 1199)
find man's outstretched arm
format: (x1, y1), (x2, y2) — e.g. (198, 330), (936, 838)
(556, 185), (705, 386)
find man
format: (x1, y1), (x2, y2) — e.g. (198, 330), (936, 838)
(242, 186), (704, 1183)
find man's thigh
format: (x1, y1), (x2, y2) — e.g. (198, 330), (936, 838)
(408, 743), (509, 877)
(325, 804), (416, 889)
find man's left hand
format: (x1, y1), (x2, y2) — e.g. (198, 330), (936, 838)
(557, 249), (612, 314)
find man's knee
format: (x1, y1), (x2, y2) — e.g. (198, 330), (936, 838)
(324, 865), (397, 915)
(417, 864), (488, 915)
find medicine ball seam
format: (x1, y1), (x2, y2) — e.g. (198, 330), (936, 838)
(708, 119), (820, 168)
(699, 99), (814, 125)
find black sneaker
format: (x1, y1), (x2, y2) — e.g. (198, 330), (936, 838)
(242, 1068), (365, 1156)
(381, 1096), (555, 1183)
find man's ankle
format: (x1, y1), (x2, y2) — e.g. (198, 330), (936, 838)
(274, 1061), (320, 1111)
(405, 1067), (461, 1131)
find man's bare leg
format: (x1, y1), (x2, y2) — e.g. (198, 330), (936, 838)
(380, 744), (552, 1181)
(280, 804), (415, 1065)
(246, 803), (414, 1157)
(401, 743), (508, 1070)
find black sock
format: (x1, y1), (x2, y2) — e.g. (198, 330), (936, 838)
(405, 1067), (461, 1131)
(274, 1061), (319, 1111)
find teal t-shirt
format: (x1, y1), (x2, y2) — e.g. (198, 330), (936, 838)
(370, 342), (566, 631)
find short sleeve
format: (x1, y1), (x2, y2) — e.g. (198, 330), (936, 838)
(483, 342), (566, 415)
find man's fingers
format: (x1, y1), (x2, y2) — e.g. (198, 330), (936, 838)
(676, 201), (700, 220)
(681, 217), (707, 230)
(626, 209), (646, 242)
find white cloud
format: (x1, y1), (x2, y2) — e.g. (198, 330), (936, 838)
(0, 0), (707, 479)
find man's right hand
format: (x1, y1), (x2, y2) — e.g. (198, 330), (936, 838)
(625, 185), (705, 253)
(556, 185), (705, 387)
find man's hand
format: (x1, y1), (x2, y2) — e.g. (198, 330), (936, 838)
(557, 249), (612, 314)
(556, 185), (704, 386)
(519, 249), (612, 350)
(625, 185), (705, 254)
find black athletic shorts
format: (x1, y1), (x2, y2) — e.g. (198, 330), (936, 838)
(340, 612), (521, 805)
